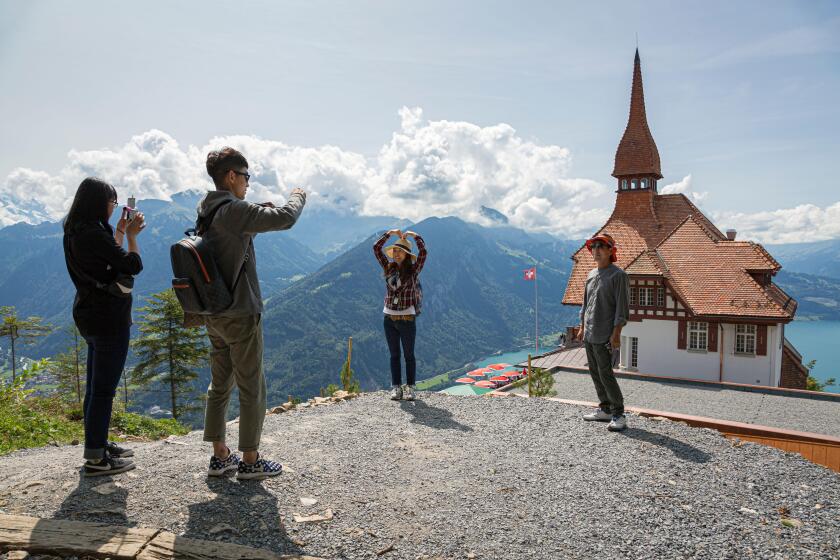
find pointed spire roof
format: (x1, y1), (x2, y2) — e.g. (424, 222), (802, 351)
(612, 49), (662, 179)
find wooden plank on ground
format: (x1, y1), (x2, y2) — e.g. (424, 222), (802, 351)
(137, 531), (324, 560)
(0, 514), (157, 558)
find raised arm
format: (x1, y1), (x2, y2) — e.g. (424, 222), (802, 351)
(239, 189), (307, 235)
(88, 226), (143, 276)
(411, 233), (427, 274)
(374, 229), (401, 270)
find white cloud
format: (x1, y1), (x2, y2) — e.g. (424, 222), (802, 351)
(0, 108), (609, 238)
(713, 202), (840, 245)
(660, 174), (708, 204)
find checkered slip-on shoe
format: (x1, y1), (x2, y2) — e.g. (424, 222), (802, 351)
(236, 454), (283, 480)
(83, 455), (136, 477)
(105, 441), (134, 458)
(208, 448), (241, 477)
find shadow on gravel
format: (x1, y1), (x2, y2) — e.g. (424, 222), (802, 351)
(52, 472), (130, 525)
(620, 427), (712, 464)
(184, 476), (305, 556)
(399, 399), (474, 432)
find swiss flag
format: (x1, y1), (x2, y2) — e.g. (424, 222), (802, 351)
(523, 267), (536, 281)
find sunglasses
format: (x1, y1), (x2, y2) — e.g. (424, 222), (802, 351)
(590, 242), (611, 250)
(232, 170), (251, 182)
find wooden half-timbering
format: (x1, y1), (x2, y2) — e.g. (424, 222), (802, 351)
(628, 276), (689, 321)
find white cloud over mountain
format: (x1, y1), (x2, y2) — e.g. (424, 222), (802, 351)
(713, 202), (840, 245)
(0, 108), (836, 244)
(0, 108), (609, 238)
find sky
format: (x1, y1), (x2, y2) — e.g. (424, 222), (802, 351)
(1, 1), (838, 242)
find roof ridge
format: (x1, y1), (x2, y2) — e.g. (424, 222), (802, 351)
(679, 195), (726, 239)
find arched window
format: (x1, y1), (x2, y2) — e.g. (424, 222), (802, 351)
(641, 178), (648, 189)
(621, 179), (628, 190)
(631, 179), (638, 190)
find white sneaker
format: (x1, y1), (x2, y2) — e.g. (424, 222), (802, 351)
(583, 408), (612, 422)
(404, 385), (416, 401)
(390, 385), (403, 401)
(608, 415), (627, 432)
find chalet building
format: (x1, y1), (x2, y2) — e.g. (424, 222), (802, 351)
(562, 50), (809, 389)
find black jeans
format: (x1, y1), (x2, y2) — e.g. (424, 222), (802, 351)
(83, 328), (131, 460)
(383, 316), (416, 386)
(584, 341), (625, 416)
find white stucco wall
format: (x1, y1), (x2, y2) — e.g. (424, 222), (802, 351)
(619, 319), (783, 387)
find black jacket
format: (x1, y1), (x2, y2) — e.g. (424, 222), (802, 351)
(63, 221), (143, 337)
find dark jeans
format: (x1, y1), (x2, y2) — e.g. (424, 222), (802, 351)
(584, 341), (625, 416)
(83, 328), (131, 460)
(383, 316), (416, 386)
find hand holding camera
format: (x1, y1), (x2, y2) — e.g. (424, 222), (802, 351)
(125, 211), (146, 238)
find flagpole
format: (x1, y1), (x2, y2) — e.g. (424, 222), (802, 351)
(535, 266), (539, 355)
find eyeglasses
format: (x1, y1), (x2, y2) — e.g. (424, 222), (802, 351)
(109, 200), (119, 206)
(232, 170), (251, 182)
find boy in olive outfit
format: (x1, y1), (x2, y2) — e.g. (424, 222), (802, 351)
(577, 233), (630, 432)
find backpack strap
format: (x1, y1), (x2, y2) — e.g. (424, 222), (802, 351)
(188, 198), (234, 237)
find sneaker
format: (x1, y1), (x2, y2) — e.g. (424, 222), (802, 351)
(105, 441), (134, 458)
(583, 408), (612, 422)
(208, 448), (241, 477)
(608, 414), (627, 432)
(389, 385), (403, 401)
(403, 385), (416, 401)
(83, 455), (136, 477)
(236, 454), (283, 480)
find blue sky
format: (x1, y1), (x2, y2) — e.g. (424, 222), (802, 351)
(1, 1), (838, 241)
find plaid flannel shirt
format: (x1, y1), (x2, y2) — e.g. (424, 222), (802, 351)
(374, 232), (427, 313)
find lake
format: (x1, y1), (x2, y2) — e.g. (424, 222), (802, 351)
(785, 320), (840, 393)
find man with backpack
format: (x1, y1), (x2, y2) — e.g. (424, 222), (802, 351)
(197, 147), (306, 479)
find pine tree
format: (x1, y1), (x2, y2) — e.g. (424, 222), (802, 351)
(0, 306), (53, 382)
(50, 325), (86, 403)
(131, 290), (207, 420)
(529, 366), (556, 398)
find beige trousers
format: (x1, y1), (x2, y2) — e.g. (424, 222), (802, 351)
(202, 314), (266, 452)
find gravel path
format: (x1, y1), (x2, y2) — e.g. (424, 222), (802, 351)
(510, 369), (840, 438)
(0, 393), (838, 559)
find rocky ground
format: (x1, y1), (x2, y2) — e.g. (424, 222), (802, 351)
(512, 369), (840, 438)
(0, 392), (838, 559)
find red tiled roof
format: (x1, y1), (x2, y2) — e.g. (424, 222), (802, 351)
(717, 241), (781, 272)
(654, 216), (794, 320)
(625, 251), (664, 275)
(612, 49), (662, 179)
(562, 192), (724, 304)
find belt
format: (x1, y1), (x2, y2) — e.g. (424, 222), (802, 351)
(385, 314), (415, 321)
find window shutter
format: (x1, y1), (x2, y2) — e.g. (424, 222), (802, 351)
(708, 322), (718, 352)
(756, 324), (768, 356)
(677, 319), (687, 350)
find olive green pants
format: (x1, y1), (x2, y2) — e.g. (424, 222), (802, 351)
(203, 314), (266, 452)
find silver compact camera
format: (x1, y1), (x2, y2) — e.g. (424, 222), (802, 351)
(125, 196), (137, 221)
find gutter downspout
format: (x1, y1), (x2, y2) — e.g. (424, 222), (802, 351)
(719, 323), (724, 382)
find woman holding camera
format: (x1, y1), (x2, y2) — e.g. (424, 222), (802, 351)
(63, 178), (145, 476)
(373, 228), (427, 401)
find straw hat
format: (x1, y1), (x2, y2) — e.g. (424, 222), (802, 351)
(385, 237), (418, 262)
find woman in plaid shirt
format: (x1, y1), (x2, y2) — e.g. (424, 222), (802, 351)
(373, 228), (427, 401)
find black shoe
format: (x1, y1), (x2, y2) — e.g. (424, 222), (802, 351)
(105, 441), (134, 458)
(84, 455), (136, 477)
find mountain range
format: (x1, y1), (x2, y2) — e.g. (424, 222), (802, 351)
(1, 193), (840, 412)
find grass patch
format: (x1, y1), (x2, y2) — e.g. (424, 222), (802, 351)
(416, 372), (452, 390)
(0, 363), (190, 456)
